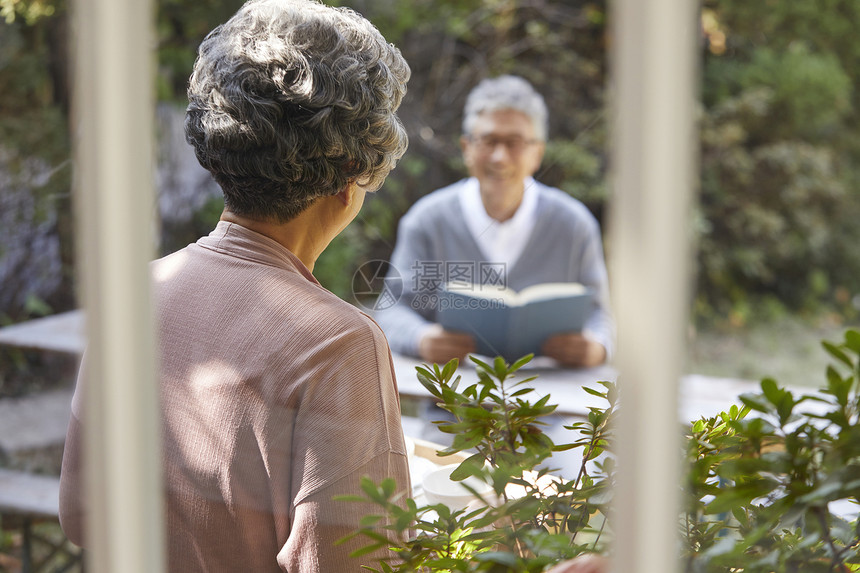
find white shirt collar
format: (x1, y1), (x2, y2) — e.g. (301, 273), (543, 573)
(459, 177), (539, 274)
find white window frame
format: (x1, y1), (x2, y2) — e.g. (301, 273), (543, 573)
(73, 0), (165, 571)
(609, 1), (698, 571)
(72, 1), (698, 571)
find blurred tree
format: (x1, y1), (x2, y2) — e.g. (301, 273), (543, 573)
(2, 0), (860, 325)
(155, 0), (244, 100)
(0, 0), (73, 320)
(698, 0), (860, 324)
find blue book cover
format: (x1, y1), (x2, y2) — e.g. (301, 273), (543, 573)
(437, 283), (593, 362)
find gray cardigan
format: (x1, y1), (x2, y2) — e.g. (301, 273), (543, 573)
(374, 178), (615, 359)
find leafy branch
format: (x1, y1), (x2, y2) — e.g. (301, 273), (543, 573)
(340, 354), (615, 572)
(341, 329), (860, 572)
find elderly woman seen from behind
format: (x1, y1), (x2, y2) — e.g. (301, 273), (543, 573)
(59, 1), (412, 571)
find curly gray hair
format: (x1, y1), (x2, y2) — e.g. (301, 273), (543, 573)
(185, 0), (410, 222)
(462, 75), (548, 141)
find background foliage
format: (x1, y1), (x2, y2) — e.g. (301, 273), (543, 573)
(2, 0), (860, 377)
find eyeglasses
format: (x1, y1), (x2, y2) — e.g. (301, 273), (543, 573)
(467, 134), (539, 155)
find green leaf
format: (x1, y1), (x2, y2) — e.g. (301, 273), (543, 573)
(474, 551), (520, 566)
(583, 386), (607, 399)
(468, 355), (492, 371)
(706, 479), (776, 514)
(360, 477), (382, 500)
(416, 369), (443, 398)
(797, 480), (846, 504)
(424, 557), (467, 569)
(775, 391), (797, 426)
(359, 514), (384, 527)
(513, 375), (539, 386)
(441, 358), (459, 382)
(730, 505), (748, 525)
(431, 363), (442, 378)
(509, 354), (534, 372)
(845, 329), (860, 353)
(760, 377), (783, 404)
(740, 393), (771, 414)
(415, 365), (435, 380)
(826, 365), (849, 406)
(493, 355), (508, 378)
(450, 430), (486, 451)
(381, 477), (396, 497)
(823, 340), (853, 368)
(349, 541), (389, 558)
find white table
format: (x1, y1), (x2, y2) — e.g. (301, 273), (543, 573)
(392, 352), (616, 417)
(0, 310), (810, 423)
(392, 352), (800, 424)
(0, 310), (86, 354)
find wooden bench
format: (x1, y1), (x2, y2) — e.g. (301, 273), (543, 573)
(0, 468), (83, 572)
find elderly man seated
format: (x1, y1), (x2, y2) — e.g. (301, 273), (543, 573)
(376, 75), (614, 368)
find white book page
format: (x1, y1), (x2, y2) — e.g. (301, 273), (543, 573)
(516, 282), (587, 305)
(444, 282), (586, 306)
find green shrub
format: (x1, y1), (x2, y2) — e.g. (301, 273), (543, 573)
(339, 356), (615, 572)
(343, 330), (860, 571)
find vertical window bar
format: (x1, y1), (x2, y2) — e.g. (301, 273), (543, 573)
(72, 0), (165, 571)
(608, 0), (698, 571)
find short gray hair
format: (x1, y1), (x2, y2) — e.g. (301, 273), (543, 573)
(462, 75), (548, 141)
(185, 0), (410, 222)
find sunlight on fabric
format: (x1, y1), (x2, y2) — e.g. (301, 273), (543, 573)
(153, 250), (190, 283)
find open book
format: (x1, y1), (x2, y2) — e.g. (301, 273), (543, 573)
(437, 282), (593, 362)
